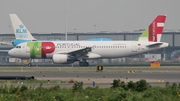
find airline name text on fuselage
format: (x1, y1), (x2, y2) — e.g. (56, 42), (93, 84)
(57, 43), (80, 46)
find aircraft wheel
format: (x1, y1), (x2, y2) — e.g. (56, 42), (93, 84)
(79, 62), (84, 66)
(79, 62), (89, 66)
(84, 62), (89, 66)
(28, 63), (32, 67)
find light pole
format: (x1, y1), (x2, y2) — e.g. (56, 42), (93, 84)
(8, 25), (11, 34)
(94, 25), (96, 33)
(74, 28), (76, 33)
(65, 0), (67, 40)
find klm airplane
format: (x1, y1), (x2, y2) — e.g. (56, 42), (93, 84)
(0, 14), (112, 47)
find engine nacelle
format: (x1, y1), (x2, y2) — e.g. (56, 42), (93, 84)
(52, 54), (68, 63)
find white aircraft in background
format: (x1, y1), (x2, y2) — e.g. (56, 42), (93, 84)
(8, 14), (168, 66)
(0, 14), (112, 47)
(0, 14), (36, 47)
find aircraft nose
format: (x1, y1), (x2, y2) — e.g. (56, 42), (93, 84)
(8, 49), (14, 56)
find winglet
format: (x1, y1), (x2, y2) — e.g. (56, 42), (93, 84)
(9, 14), (36, 40)
(136, 14), (166, 42)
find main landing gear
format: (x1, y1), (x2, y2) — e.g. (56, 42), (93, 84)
(28, 63), (32, 67)
(79, 59), (89, 67)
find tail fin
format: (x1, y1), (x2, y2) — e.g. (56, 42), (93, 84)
(136, 14), (166, 42)
(9, 14), (36, 40)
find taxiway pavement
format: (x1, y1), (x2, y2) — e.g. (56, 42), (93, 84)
(0, 66), (180, 87)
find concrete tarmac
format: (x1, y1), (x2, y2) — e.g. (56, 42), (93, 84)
(0, 66), (180, 87)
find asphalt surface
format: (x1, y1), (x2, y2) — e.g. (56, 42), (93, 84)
(0, 66), (180, 87)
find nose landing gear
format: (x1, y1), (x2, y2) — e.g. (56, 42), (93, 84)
(28, 59), (33, 67)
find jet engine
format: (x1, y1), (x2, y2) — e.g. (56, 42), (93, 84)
(52, 54), (68, 63)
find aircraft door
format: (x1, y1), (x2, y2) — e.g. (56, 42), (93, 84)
(132, 43), (137, 52)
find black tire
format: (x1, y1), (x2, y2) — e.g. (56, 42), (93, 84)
(79, 62), (84, 66)
(28, 63), (32, 67)
(84, 62), (89, 66)
(79, 62), (89, 67)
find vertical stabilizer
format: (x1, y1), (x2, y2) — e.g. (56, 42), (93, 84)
(136, 15), (166, 42)
(9, 14), (36, 40)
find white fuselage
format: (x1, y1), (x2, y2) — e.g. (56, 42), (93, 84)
(8, 41), (169, 60)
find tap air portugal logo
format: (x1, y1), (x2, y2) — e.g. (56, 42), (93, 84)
(27, 42), (55, 58)
(148, 15), (165, 42)
(16, 24), (28, 39)
(136, 15), (166, 42)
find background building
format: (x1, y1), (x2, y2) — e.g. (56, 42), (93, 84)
(0, 31), (180, 65)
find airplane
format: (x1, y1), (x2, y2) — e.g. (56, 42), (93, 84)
(0, 14), (36, 46)
(0, 14), (112, 47)
(8, 14), (169, 67)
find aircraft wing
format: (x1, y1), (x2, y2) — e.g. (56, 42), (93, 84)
(0, 42), (12, 45)
(146, 43), (163, 47)
(56, 47), (92, 58)
(0, 50), (9, 52)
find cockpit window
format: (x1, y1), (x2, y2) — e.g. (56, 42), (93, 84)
(16, 46), (21, 48)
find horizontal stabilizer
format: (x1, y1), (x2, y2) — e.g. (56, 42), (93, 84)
(146, 43), (163, 47)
